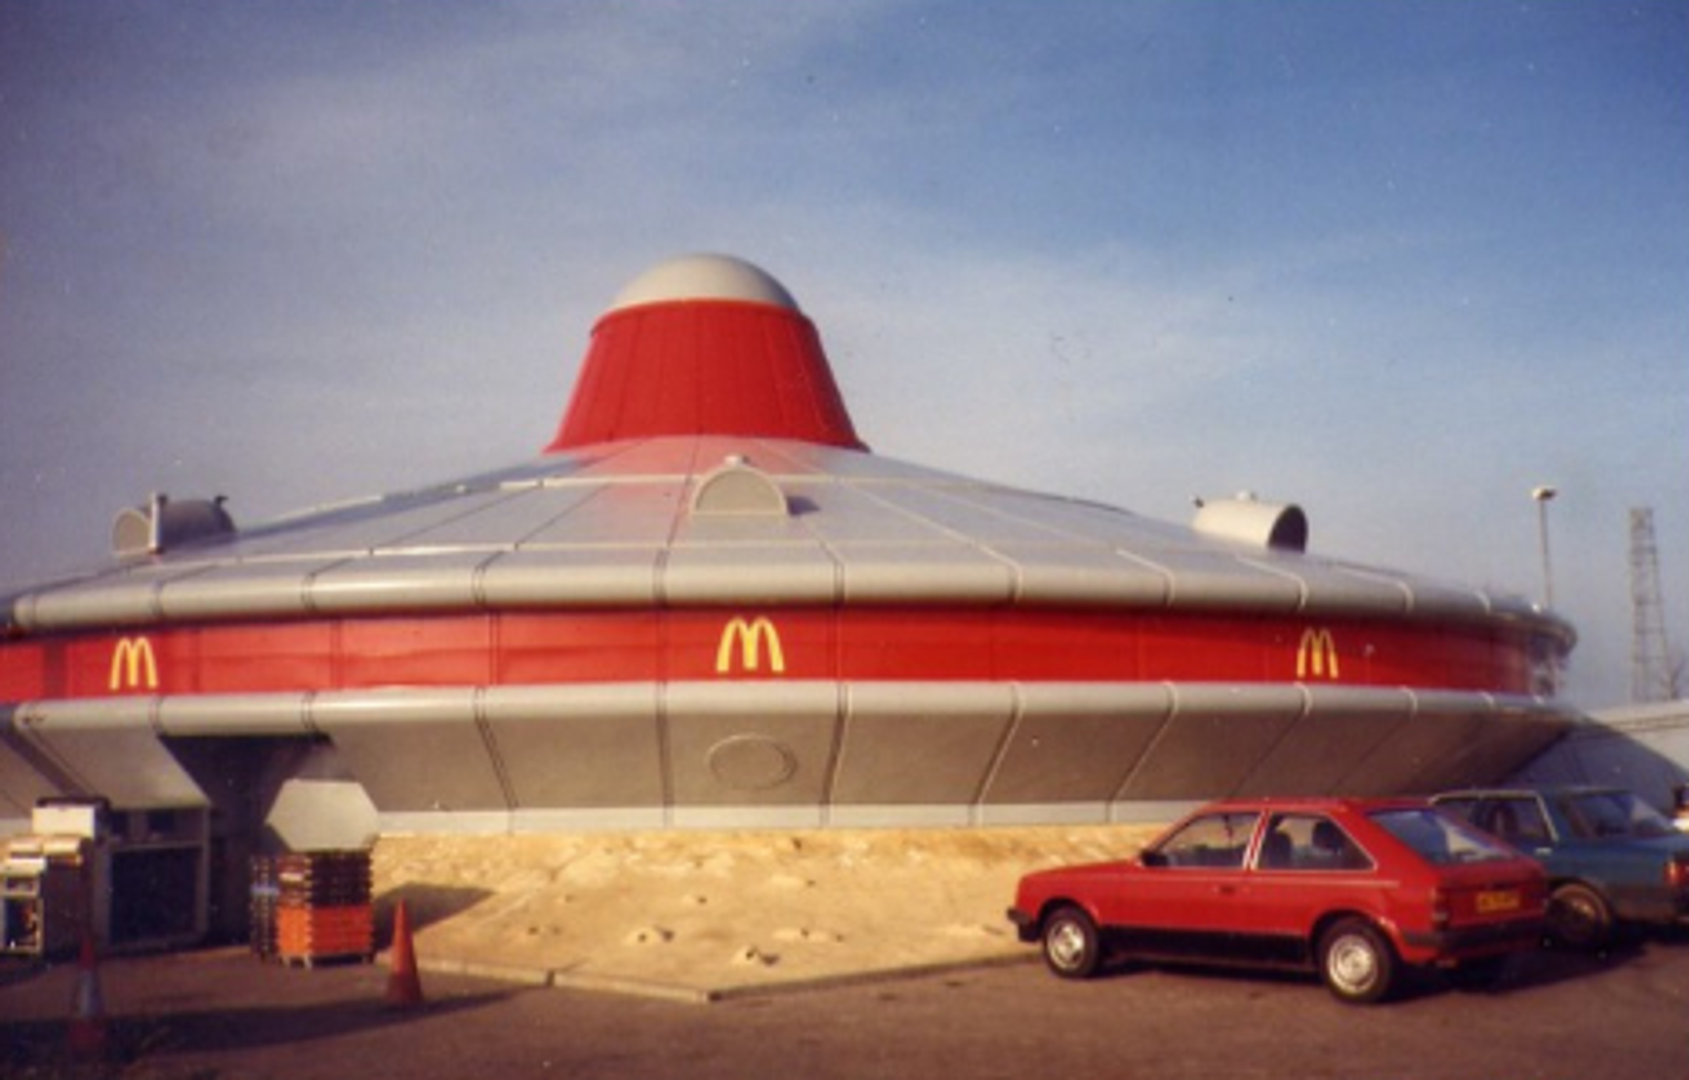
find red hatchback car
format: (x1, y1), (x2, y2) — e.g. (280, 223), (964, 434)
(1008, 797), (1547, 1003)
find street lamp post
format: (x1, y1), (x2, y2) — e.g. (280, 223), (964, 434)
(1532, 485), (1557, 610)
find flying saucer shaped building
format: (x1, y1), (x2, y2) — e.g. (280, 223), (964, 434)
(0, 254), (1577, 937)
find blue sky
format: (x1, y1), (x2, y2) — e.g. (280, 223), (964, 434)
(1, 0), (1684, 710)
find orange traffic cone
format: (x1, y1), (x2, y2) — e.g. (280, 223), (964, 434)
(67, 932), (107, 1060)
(385, 899), (424, 1009)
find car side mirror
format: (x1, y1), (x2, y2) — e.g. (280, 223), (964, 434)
(1140, 850), (1168, 868)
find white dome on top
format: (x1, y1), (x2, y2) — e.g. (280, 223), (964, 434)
(608, 253), (799, 313)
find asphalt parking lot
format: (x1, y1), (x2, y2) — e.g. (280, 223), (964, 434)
(4, 932), (1687, 1079)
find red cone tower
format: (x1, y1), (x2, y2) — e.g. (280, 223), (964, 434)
(546, 253), (865, 452)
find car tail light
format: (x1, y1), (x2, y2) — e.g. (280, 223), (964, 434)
(1668, 855), (1689, 892)
(1431, 887), (1451, 929)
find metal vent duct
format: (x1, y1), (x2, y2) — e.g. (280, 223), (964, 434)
(1192, 495), (1308, 552)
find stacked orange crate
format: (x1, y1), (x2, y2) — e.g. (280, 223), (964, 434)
(275, 905), (374, 963)
(271, 851), (374, 967)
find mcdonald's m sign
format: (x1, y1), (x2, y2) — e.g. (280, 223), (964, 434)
(715, 617), (786, 676)
(1295, 627), (1340, 680)
(109, 636), (159, 692)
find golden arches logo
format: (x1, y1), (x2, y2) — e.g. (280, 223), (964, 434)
(1295, 627), (1340, 680)
(109, 636), (158, 692)
(715, 617), (786, 675)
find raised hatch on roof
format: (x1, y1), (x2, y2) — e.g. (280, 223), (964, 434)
(546, 254), (865, 452)
(608, 253), (799, 312)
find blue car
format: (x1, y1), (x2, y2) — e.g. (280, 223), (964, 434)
(1432, 786), (1689, 949)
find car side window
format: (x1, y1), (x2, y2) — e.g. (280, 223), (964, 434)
(1483, 798), (1550, 846)
(1155, 812), (1261, 869)
(1256, 814), (1373, 872)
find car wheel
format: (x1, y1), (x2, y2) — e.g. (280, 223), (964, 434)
(1318, 917), (1396, 1004)
(1548, 882), (1613, 950)
(1041, 906), (1103, 979)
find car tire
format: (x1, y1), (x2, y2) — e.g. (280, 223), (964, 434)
(1548, 882), (1613, 951)
(1041, 906), (1103, 979)
(1318, 917), (1396, 1004)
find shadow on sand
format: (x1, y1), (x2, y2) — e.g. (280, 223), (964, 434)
(374, 883), (493, 942)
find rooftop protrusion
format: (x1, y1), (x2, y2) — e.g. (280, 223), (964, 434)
(546, 254), (865, 452)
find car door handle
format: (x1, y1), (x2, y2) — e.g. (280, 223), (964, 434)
(1215, 885), (1238, 896)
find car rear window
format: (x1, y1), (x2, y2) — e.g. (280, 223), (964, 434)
(1556, 790), (1677, 839)
(1368, 808), (1518, 865)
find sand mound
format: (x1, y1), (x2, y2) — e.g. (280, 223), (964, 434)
(372, 824), (1158, 995)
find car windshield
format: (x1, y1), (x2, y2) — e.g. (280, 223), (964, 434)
(1556, 790), (1677, 840)
(1369, 808), (1517, 866)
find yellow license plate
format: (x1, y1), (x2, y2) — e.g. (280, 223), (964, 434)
(1476, 889), (1520, 914)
